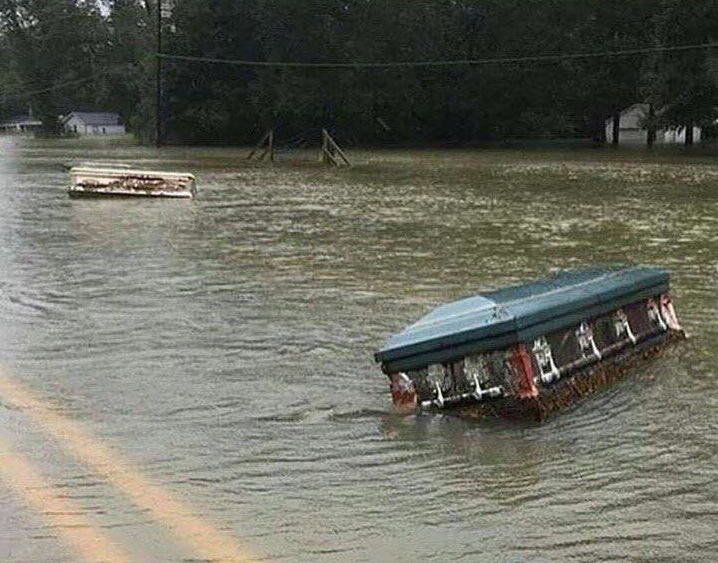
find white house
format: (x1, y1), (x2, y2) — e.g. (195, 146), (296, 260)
(61, 112), (126, 136)
(0, 114), (43, 134)
(605, 103), (701, 146)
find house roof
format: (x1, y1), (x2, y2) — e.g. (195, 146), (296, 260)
(62, 112), (122, 126)
(619, 103), (649, 116)
(0, 115), (42, 126)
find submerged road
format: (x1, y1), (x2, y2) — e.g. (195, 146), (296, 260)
(0, 435), (132, 563)
(0, 370), (255, 563)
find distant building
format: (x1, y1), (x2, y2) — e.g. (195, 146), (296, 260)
(0, 114), (43, 134)
(60, 112), (126, 136)
(605, 103), (702, 146)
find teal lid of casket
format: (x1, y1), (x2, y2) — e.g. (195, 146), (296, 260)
(375, 266), (669, 373)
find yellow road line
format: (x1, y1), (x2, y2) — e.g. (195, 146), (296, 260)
(0, 437), (132, 563)
(0, 372), (257, 563)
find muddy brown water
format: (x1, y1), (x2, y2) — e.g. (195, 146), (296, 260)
(0, 137), (716, 562)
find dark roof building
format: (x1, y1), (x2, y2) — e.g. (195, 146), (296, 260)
(0, 114), (43, 133)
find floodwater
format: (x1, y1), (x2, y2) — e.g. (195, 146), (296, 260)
(0, 137), (716, 562)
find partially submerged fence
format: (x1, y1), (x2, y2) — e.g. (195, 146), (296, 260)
(248, 129), (349, 166)
(320, 129), (350, 167)
(247, 130), (275, 162)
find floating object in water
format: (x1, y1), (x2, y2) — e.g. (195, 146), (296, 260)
(68, 167), (196, 198)
(374, 266), (685, 420)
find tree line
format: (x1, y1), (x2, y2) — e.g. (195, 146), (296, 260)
(1, 0), (717, 146)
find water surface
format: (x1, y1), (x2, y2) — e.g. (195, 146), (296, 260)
(0, 138), (716, 562)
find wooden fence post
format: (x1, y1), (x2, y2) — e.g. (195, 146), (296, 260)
(320, 129), (350, 167)
(248, 130), (274, 161)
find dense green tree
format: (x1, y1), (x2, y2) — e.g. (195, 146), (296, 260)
(161, 0), (264, 143)
(641, 0), (718, 145)
(0, 31), (23, 116)
(102, 0), (155, 141)
(0, 0), (107, 132)
(1, 0), (716, 145)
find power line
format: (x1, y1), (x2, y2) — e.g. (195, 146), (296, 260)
(1, 64), (130, 101)
(0, 76), (96, 106)
(20, 76), (95, 97)
(158, 41), (718, 69)
(5, 41), (715, 100)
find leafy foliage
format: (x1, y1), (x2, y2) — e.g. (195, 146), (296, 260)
(0, 0), (716, 144)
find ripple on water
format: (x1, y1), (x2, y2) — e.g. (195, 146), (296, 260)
(1, 144), (716, 562)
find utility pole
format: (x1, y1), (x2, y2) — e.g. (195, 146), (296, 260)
(155, 0), (162, 147)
